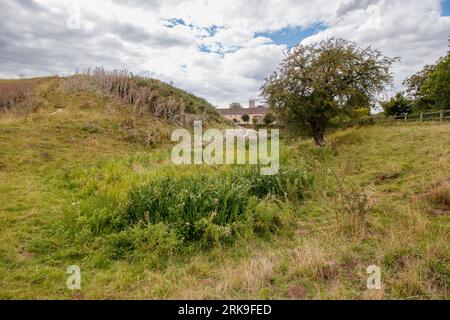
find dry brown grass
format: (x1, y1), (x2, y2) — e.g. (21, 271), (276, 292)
(0, 79), (49, 116)
(425, 180), (450, 212)
(0, 81), (33, 110)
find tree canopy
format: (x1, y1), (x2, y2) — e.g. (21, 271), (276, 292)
(262, 38), (398, 146)
(421, 54), (450, 110)
(403, 53), (450, 111)
(230, 102), (243, 109)
(263, 112), (275, 124)
(382, 92), (412, 116)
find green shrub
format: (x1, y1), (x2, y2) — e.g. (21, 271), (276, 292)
(236, 165), (314, 200)
(104, 223), (181, 259)
(64, 164), (314, 260)
(125, 174), (251, 241)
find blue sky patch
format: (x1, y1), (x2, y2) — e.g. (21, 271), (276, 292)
(443, 0), (450, 16)
(256, 23), (327, 48)
(162, 18), (192, 28)
(203, 25), (221, 37)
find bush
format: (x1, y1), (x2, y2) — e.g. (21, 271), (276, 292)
(125, 174), (251, 241)
(235, 165), (314, 200)
(382, 92), (412, 116)
(65, 165), (314, 259)
(0, 81), (32, 111)
(0, 79), (45, 114)
(104, 223), (181, 259)
(264, 112), (275, 124)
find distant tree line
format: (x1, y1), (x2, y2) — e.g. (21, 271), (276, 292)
(384, 53), (449, 116)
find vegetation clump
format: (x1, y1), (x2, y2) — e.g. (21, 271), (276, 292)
(65, 165), (314, 254)
(403, 53), (450, 112)
(65, 68), (220, 121)
(0, 79), (46, 114)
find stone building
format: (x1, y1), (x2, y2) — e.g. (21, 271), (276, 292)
(218, 100), (269, 124)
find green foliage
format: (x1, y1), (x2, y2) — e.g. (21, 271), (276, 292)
(262, 38), (398, 146)
(104, 223), (181, 259)
(230, 102), (243, 109)
(404, 53), (450, 111)
(65, 165), (314, 255)
(125, 174), (251, 241)
(382, 92), (412, 116)
(422, 54), (450, 110)
(252, 201), (295, 239)
(263, 112), (275, 124)
(241, 114), (250, 123)
(235, 165), (314, 201)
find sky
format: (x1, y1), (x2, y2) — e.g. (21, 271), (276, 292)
(0, 0), (449, 107)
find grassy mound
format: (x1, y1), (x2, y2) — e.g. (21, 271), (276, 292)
(0, 77), (449, 299)
(63, 69), (219, 120)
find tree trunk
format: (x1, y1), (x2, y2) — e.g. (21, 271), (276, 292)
(312, 131), (326, 147)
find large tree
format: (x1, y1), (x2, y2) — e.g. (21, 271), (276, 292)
(421, 53), (450, 110)
(403, 53), (449, 111)
(262, 38), (398, 146)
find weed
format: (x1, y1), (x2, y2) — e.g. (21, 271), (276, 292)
(331, 169), (370, 239)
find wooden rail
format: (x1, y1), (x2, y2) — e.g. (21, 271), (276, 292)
(390, 110), (450, 123)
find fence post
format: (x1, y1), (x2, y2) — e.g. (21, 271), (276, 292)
(440, 111), (444, 122)
(420, 112), (423, 122)
(404, 114), (408, 122)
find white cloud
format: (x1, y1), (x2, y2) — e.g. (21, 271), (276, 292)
(303, 0), (450, 93)
(0, 0), (449, 106)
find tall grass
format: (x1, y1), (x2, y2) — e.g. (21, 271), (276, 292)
(236, 165), (315, 200)
(63, 68), (220, 121)
(0, 79), (45, 114)
(65, 164), (314, 255)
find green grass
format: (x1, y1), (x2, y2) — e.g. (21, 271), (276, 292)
(0, 78), (449, 299)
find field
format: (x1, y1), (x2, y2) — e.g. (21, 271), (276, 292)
(0, 77), (449, 299)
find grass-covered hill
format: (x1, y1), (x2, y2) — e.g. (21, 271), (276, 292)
(1, 71), (219, 120)
(0, 76), (449, 299)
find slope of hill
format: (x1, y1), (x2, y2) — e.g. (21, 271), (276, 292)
(0, 78), (449, 299)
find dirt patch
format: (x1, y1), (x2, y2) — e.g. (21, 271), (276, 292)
(132, 163), (144, 173)
(340, 259), (358, 277)
(70, 292), (85, 300)
(200, 278), (215, 287)
(50, 109), (63, 116)
(315, 265), (338, 281)
(375, 172), (400, 184)
(296, 227), (308, 237)
(40, 151), (52, 160)
(78, 101), (96, 110)
(284, 285), (307, 299)
(18, 247), (34, 260)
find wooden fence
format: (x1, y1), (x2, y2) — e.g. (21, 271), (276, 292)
(388, 110), (450, 123)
